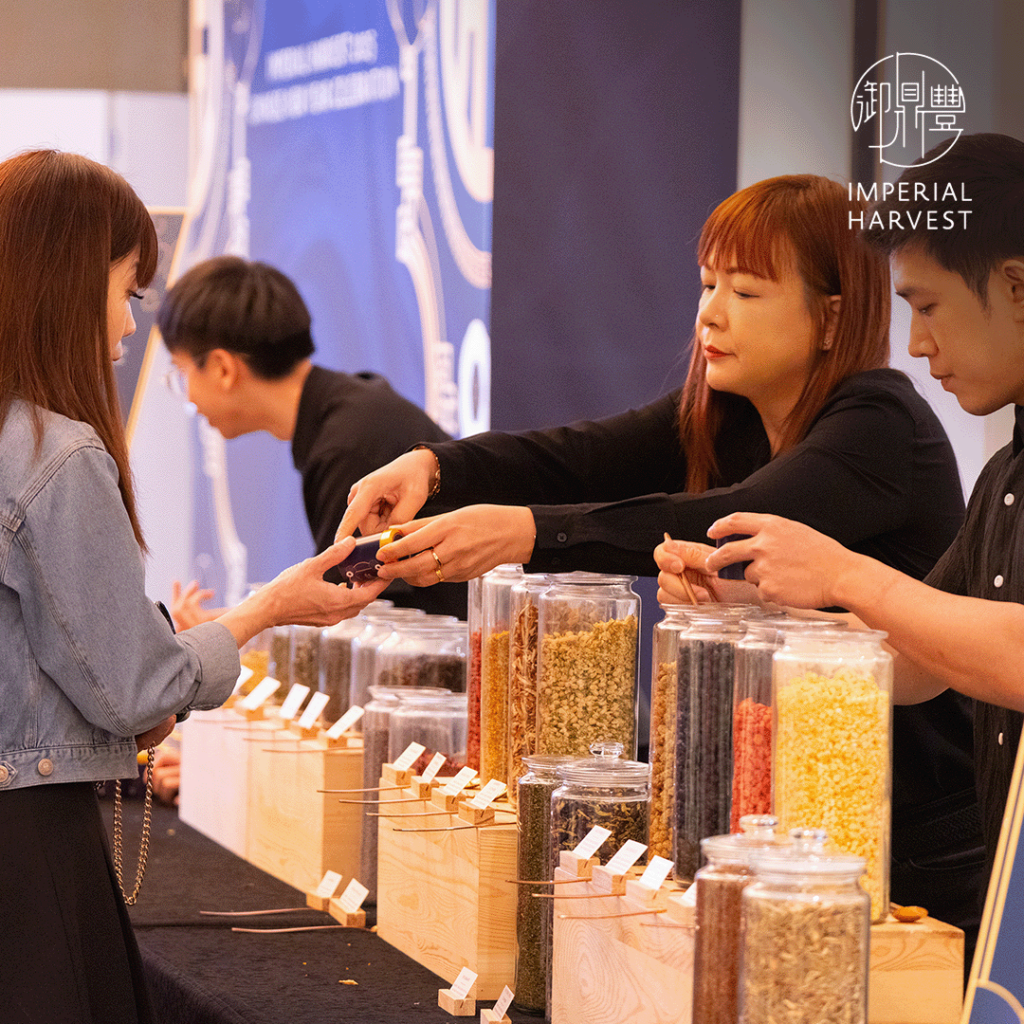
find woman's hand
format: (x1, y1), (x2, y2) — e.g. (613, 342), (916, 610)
(170, 579), (222, 630)
(375, 505), (537, 585)
(217, 537), (390, 648)
(654, 535), (720, 605)
(335, 448), (439, 541)
(136, 715), (175, 752)
(705, 512), (855, 609)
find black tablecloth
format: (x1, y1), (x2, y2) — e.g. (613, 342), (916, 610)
(101, 800), (536, 1023)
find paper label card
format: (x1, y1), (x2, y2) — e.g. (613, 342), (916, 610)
(314, 869), (343, 899)
(492, 986), (514, 1019)
(239, 676), (280, 711)
(468, 779), (506, 809)
(421, 751), (447, 783)
(278, 683), (311, 721)
(393, 741), (426, 772)
(232, 664), (254, 695)
(638, 855), (674, 890)
(297, 690), (330, 731)
(573, 825), (611, 861)
(326, 705), (363, 739)
(605, 839), (648, 876)
(338, 878), (368, 914)
(449, 966), (478, 1001)
(441, 766), (477, 797)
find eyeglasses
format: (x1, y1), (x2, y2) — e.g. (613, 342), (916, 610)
(162, 367), (189, 399)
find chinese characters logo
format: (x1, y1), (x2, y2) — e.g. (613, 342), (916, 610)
(851, 53), (964, 168)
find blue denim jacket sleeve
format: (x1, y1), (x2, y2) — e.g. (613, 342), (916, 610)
(3, 438), (239, 737)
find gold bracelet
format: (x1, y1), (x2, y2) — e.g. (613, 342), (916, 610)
(414, 446), (441, 497)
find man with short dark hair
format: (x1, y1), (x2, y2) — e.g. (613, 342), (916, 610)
(158, 255), (465, 618)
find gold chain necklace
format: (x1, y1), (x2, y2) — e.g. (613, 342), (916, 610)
(111, 745), (156, 905)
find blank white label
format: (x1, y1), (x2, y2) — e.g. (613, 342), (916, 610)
(393, 741), (426, 772)
(338, 878), (368, 914)
(441, 766), (478, 796)
(605, 839), (648, 876)
(297, 691), (330, 731)
(239, 676), (280, 711)
(326, 705), (364, 739)
(314, 869), (342, 899)
(278, 683), (311, 721)
(573, 825), (611, 861)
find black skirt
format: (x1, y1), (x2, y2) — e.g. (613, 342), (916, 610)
(0, 781), (153, 1024)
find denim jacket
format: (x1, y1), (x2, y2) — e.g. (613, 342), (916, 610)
(0, 401), (239, 790)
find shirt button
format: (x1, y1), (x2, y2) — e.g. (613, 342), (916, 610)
(0, 766), (9, 785)
(994, 575), (1005, 588)
(556, 532), (568, 543)
(37, 759), (54, 776)
(1006, 493), (1016, 506)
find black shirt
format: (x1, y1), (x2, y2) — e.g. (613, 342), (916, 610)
(925, 404), (1024, 863)
(291, 366), (466, 617)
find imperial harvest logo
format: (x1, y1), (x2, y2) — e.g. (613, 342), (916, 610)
(851, 52), (964, 168)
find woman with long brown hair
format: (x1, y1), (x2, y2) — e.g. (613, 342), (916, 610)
(335, 174), (982, 950)
(0, 150), (385, 1023)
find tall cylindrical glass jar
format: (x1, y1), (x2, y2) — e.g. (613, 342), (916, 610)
(318, 607), (385, 722)
(239, 583), (271, 693)
(360, 685), (403, 902)
(648, 605), (691, 861)
(388, 690), (467, 775)
(480, 564), (524, 786)
(535, 573), (640, 758)
(772, 627), (893, 920)
(740, 847), (870, 1024)
(507, 573), (552, 809)
(692, 816), (784, 1024)
(348, 607), (427, 713)
(267, 624), (293, 696)
(673, 606), (751, 880)
(289, 624), (321, 698)
(466, 576), (484, 772)
(512, 754), (573, 1017)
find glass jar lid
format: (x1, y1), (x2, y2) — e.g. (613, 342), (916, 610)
(555, 741), (650, 786)
(547, 570), (638, 588)
(700, 815), (786, 865)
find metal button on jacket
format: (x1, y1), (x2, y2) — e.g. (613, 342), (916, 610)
(0, 765), (9, 785)
(37, 758), (54, 776)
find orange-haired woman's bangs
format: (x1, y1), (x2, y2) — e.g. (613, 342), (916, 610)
(697, 186), (798, 283)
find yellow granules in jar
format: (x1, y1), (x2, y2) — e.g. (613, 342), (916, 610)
(774, 668), (890, 920)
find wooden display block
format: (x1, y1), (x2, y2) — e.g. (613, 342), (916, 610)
(480, 1011), (510, 1023)
(246, 737), (362, 894)
(407, 777), (439, 799)
(550, 870), (964, 1024)
(438, 988), (476, 1016)
(376, 792), (518, 999)
(590, 864), (631, 896)
(327, 898), (366, 928)
(558, 850), (599, 879)
(431, 788), (461, 812)
(869, 914), (963, 1024)
(179, 710), (281, 858)
(381, 762), (414, 787)
(458, 803), (495, 826)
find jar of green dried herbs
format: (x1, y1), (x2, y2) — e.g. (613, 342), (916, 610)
(673, 606), (750, 880)
(692, 815), (784, 1024)
(506, 573), (552, 809)
(648, 604), (692, 861)
(740, 845), (870, 1024)
(536, 572), (640, 758)
(513, 753), (574, 1016)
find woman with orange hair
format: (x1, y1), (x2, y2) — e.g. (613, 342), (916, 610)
(338, 174), (981, 947)
(0, 150), (385, 1023)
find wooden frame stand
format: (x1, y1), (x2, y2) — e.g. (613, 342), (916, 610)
(438, 988), (476, 1016)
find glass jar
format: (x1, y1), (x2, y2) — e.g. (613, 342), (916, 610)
(673, 606), (751, 880)
(480, 564), (524, 786)
(692, 816), (784, 1024)
(289, 624), (321, 697)
(513, 754), (574, 1017)
(507, 574), (552, 809)
(535, 572), (640, 758)
(388, 690), (467, 776)
(772, 627), (892, 920)
(550, 742), (650, 870)
(267, 624), (292, 695)
(740, 846), (870, 1024)
(466, 576), (484, 772)
(374, 619), (467, 692)
(348, 606), (428, 712)
(239, 583), (271, 693)
(648, 605), (691, 861)
(318, 609), (379, 722)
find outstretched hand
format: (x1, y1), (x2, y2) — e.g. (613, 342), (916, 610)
(374, 505), (537, 585)
(170, 579), (222, 630)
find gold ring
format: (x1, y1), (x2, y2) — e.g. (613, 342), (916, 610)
(431, 549), (445, 583)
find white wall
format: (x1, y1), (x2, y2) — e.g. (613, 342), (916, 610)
(0, 89), (193, 606)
